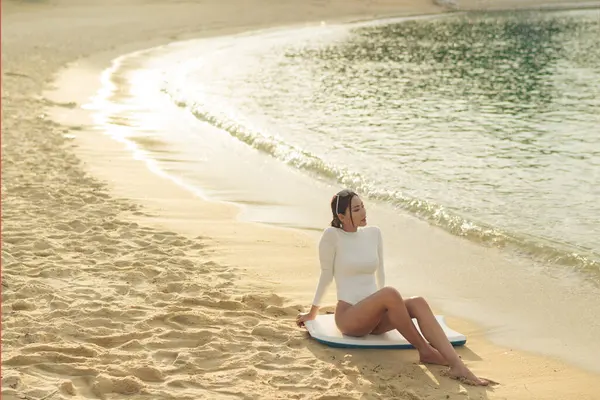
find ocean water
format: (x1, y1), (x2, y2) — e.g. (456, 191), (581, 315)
(160, 9), (600, 279)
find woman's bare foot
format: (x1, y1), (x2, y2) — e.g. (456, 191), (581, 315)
(418, 345), (448, 366)
(442, 364), (496, 386)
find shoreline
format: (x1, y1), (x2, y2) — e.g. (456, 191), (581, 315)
(50, 36), (600, 394)
(457, 0), (600, 11)
(55, 0), (600, 377)
(4, 1), (600, 399)
(61, 8), (600, 372)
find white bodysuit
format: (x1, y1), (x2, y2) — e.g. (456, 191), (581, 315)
(312, 226), (385, 306)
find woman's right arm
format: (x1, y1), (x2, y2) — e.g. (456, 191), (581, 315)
(297, 228), (337, 325)
(312, 227), (337, 308)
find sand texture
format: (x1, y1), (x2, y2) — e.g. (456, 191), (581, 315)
(3, 0), (600, 399)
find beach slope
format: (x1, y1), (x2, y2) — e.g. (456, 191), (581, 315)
(2, 0), (600, 399)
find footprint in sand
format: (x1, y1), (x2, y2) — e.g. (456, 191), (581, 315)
(92, 374), (145, 397)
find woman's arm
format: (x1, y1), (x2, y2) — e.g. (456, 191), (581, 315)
(311, 227), (337, 308)
(297, 228), (337, 326)
(376, 227), (386, 289)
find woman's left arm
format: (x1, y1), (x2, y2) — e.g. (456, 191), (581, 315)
(376, 227), (386, 289)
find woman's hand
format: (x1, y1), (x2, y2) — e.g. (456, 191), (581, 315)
(296, 311), (317, 327)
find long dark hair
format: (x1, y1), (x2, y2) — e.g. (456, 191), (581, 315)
(330, 189), (358, 228)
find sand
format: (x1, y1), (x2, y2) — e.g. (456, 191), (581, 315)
(2, 0), (600, 399)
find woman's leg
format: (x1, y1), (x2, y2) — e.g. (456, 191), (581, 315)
(336, 287), (491, 386)
(336, 288), (447, 366)
(371, 296), (459, 365)
(403, 296), (494, 385)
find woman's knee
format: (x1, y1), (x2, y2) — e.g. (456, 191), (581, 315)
(407, 296), (431, 311)
(380, 286), (403, 302)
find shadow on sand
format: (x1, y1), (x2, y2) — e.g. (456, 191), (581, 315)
(299, 329), (496, 399)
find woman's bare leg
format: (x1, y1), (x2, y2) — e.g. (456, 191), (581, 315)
(403, 296), (492, 384)
(336, 288), (447, 366)
(369, 311), (446, 365)
(336, 287), (491, 386)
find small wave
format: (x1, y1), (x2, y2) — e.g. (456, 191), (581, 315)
(165, 91), (599, 282)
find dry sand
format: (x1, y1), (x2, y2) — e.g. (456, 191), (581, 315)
(2, 0), (600, 399)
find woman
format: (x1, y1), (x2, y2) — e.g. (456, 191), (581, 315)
(296, 189), (493, 386)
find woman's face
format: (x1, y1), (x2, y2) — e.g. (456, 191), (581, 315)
(341, 195), (367, 229)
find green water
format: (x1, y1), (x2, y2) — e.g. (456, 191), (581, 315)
(165, 8), (600, 278)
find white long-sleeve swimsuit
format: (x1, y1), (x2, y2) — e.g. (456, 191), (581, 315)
(312, 226), (385, 306)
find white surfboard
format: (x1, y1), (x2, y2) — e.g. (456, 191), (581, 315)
(304, 314), (466, 349)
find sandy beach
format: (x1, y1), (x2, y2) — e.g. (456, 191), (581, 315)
(3, 0), (600, 399)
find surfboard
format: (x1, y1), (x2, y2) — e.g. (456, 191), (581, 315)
(304, 314), (466, 349)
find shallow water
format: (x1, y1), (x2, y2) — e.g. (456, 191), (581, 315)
(164, 8), (600, 279)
